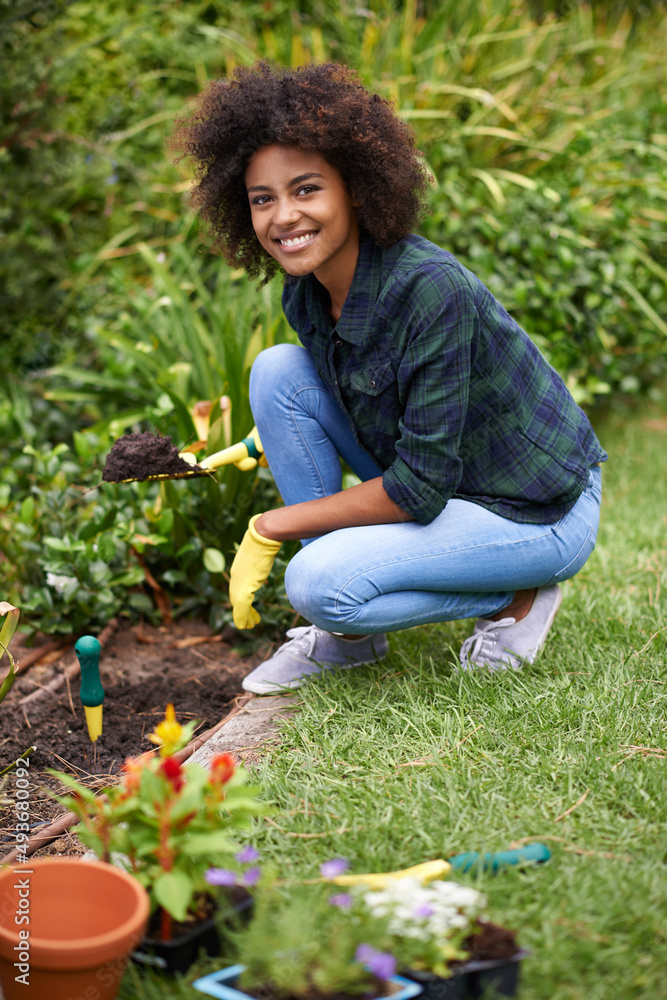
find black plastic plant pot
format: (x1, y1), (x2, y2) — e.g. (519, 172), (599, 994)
(466, 949), (529, 999)
(403, 950), (529, 1000)
(132, 912), (221, 975)
(403, 967), (467, 1000)
(132, 891), (253, 976)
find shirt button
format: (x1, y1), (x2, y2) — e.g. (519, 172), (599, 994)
(370, 380), (376, 388)
(334, 379), (338, 387)
(335, 339), (343, 348)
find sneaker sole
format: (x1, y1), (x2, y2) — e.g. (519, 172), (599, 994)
(241, 676), (304, 695)
(241, 654), (387, 695)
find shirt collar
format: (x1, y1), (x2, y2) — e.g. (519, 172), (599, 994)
(301, 236), (383, 345)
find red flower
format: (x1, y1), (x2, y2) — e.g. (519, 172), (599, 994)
(210, 753), (236, 785)
(159, 755), (185, 792)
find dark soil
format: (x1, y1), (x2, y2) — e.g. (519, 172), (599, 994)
(0, 619), (267, 858)
(102, 431), (209, 482)
(407, 922), (520, 982)
(465, 920), (519, 961)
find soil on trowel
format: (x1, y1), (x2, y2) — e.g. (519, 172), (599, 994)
(0, 619), (267, 858)
(102, 431), (208, 482)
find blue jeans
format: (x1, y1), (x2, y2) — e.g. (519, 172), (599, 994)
(250, 344), (602, 635)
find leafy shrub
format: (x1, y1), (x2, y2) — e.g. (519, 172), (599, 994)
(0, 413), (291, 639)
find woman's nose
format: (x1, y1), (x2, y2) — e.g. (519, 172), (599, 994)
(273, 195), (300, 228)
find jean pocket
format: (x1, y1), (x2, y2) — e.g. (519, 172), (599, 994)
(547, 524), (595, 585)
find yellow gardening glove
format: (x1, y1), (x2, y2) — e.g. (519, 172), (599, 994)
(229, 514), (282, 629)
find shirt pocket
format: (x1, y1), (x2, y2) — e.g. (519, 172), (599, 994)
(349, 360), (396, 397)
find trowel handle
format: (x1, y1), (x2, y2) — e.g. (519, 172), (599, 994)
(448, 843), (551, 872)
(76, 636), (104, 708)
(198, 429), (265, 472)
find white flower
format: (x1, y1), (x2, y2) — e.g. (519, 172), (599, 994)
(358, 878), (486, 946)
(45, 572), (76, 595)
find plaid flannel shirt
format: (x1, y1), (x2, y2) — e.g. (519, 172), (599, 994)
(282, 234), (607, 525)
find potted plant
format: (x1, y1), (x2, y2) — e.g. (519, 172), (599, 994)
(354, 875), (526, 1000)
(53, 704), (264, 974)
(193, 862), (422, 1000)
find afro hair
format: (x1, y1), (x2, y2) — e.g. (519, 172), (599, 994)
(169, 61), (430, 282)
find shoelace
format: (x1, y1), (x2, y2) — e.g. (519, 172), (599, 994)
(277, 625), (323, 658)
(460, 617), (516, 665)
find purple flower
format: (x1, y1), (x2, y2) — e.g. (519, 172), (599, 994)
(413, 903), (435, 919)
(355, 944), (396, 981)
(205, 868), (237, 887)
(328, 892), (353, 909)
(320, 857), (349, 878)
(243, 866), (261, 887)
(235, 845), (260, 864)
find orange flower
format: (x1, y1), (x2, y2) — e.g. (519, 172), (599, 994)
(159, 755), (185, 793)
(120, 757), (144, 797)
(210, 753), (236, 785)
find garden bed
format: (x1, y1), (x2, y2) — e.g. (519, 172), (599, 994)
(0, 620), (265, 856)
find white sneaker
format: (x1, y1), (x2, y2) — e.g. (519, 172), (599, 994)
(459, 585), (562, 671)
(242, 625), (389, 694)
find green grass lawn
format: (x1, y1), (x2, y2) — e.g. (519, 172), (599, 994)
(121, 397), (667, 1000)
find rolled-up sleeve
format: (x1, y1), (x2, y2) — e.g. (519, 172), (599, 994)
(381, 266), (477, 523)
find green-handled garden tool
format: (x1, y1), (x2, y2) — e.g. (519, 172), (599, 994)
(169, 430), (265, 477)
(199, 427), (267, 474)
(448, 843), (551, 872)
(76, 636), (104, 742)
(326, 846), (550, 888)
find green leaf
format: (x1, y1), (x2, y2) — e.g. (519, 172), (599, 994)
(19, 497), (35, 524)
(79, 508), (118, 542)
(157, 508), (175, 535)
(43, 536), (74, 552)
(152, 869), (194, 922)
(97, 534), (118, 563)
(180, 831), (237, 856)
(203, 548), (226, 574)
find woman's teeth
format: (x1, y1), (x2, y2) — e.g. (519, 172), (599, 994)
(279, 233), (316, 246)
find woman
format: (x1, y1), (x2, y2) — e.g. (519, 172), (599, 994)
(171, 62), (606, 693)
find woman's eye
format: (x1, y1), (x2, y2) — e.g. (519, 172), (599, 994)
(251, 195), (271, 206)
(298, 185), (319, 195)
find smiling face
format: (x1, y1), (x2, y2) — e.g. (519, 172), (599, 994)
(245, 145), (360, 310)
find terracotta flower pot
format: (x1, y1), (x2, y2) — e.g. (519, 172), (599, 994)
(0, 858), (150, 1000)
